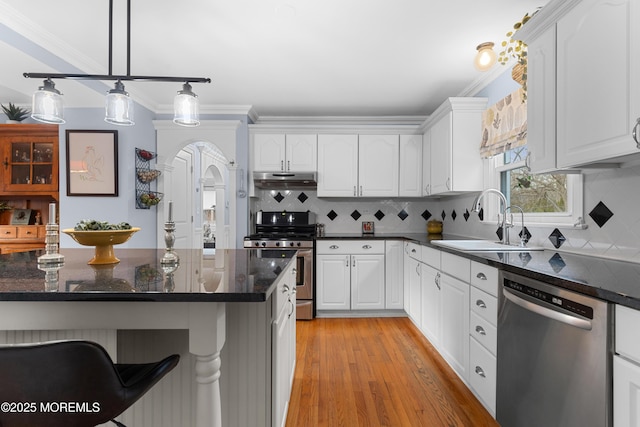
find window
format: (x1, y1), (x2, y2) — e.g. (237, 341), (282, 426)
(484, 146), (583, 227)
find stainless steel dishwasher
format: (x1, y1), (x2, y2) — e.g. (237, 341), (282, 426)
(497, 271), (612, 427)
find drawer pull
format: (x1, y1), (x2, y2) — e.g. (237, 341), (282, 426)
(476, 272), (487, 280)
(411, 248), (416, 253)
(476, 299), (487, 308)
(435, 272), (441, 290)
(329, 245), (339, 249)
(282, 284), (290, 294)
(475, 325), (486, 335)
(4, 231), (11, 235)
(475, 366), (486, 378)
(26, 231), (33, 235)
(362, 244), (372, 249)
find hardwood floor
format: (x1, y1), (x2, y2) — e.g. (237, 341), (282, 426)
(286, 317), (498, 427)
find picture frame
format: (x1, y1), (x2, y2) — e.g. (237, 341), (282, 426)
(362, 221), (374, 235)
(66, 130), (119, 196)
(10, 209), (32, 225)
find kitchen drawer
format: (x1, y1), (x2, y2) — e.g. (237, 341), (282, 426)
(470, 337), (496, 415)
(441, 252), (470, 282)
(470, 261), (498, 297)
(0, 226), (17, 239)
(405, 242), (421, 261)
(420, 246), (440, 269)
(316, 240), (384, 254)
(17, 226), (41, 239)
(616, 305), (640, 364)
(470, 286), (498, 325)
(470, 311), (497, 355)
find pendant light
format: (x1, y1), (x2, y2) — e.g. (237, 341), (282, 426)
(173, 83), (200, 127)
(31, 78), (65, 124)
(105, 80), (134, 126)
(23, 0), (210, 127)
(474, 42), (497, 71)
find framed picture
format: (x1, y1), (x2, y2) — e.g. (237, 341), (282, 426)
(11, 209), (32, 225)
(66, 130), (119, 196)
(362, 221), (374, 235)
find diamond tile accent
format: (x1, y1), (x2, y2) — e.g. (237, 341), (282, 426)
(297, 192), (308, 203)
(273, 192), (285, 203)
(421, 210), (432, 221)
(548, 253), (566, 273)
(549, 228), (566, 249)
(463, 209), (470, 221)
(398, 210), (409, 221)
(351, 210), (361, 221)
(478, 208), (484, 221)
(519, 226), (532, 244)
(589, 201), (614, 228)
(496, 226), (503, 241)
(327, 210), (338, 221)
(451, 210), (457, 221)
(273, 265), (283, 276)
(374, 210), (385, 221)
(441, 210), (446, 221)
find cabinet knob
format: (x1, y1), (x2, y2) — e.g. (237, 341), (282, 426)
(362, 244), (372, 249)
(633, 117), (640, 149)
(329, 244), (339, 250)
(476, 272), (487, 280)
(475, 325), (486, 335)
(476, 299), (487, 308)
(475, 366), (486, 378)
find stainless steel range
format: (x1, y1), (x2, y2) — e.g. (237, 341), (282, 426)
(244, 211), (316, 320)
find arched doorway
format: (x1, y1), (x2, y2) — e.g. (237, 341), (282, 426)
(153, 120), (245, 249)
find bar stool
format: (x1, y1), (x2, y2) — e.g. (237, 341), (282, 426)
(0, 340), (179, 427)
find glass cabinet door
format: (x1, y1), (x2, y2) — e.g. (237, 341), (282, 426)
(3, 138), (57, 192)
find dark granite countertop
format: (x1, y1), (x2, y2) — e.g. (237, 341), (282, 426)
(0, 248), (293, 302)
(318, 233), (640, 310)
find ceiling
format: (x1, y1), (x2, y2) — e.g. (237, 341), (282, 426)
(0, 0), (546, 119)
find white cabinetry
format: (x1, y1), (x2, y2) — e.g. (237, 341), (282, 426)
(424, 98), (487, 195)
(556, 0), (640, 167)
(422, 129), (432, 196)
(317, 134), (359, 197)
(399, 134), (423, 197)
(272, 260), (297, 427)
(316, 240), (385, 311)
(317, 134), (402, 197)
(614, 305), (640, 427)
(420, 259), (440, 346)
(404, 242), (422, 326)
(385, 240), (404, 310)
(253, 133), (317, 172)
(519, 0), (640, 169)
(468, 261), (499, 416)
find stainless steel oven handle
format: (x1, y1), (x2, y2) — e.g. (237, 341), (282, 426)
(503, 287), (592, 330)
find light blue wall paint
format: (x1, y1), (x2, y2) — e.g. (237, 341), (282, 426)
(59, 105), (158, 248)
(475, 68), (521, 106)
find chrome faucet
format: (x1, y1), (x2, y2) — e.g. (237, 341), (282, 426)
(505, 205), (526, 247)
(471, 189), (509, 245)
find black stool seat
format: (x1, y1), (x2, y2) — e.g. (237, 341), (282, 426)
(0, 340), (179, 427)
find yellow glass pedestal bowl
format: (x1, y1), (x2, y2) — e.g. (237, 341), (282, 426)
(62, 228), (141, 265)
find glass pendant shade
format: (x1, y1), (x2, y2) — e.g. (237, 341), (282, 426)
(173, 83), (200, 127)
(31, 79), (65, 124)
(474, 42), (497, 71)
(105, 80), (134, 126)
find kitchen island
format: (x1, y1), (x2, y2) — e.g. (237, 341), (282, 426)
(0, 248), (296, 427)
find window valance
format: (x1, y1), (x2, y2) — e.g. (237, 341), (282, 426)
(480, 87), (527, 158)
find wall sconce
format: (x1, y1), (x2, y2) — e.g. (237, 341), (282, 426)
(474, 42), (497, 71)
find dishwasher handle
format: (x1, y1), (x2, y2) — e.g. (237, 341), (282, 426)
(503, 287), (592, 331)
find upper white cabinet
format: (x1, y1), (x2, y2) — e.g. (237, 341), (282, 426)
(399, 134), (423, 197)
(519, 0), (640, 170)
(358, 135), (400, 197)
(422, 129), (432, 196)
(253, 133), (317, 172)
(317, 134), (359, 197)
(317, 134), (400, 197)
(424, 98), (487, 196)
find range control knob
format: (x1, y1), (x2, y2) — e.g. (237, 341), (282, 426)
(297, 242), (301, 247)
(254, 242), (260, 247)
(276, 242), (280, 247)
(290, 242), (295, 247)
(261, 241), (266, 247)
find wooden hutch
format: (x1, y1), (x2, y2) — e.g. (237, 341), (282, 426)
(0, 124), (59, 254)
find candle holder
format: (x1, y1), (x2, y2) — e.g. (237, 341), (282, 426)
(37, 223), (65, 265)
(161, 220), (180, 266)
(37, 259), (64, 292)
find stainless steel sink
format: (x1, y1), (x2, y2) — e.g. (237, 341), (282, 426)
(430, 240), (544, 252)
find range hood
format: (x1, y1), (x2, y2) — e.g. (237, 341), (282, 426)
(253, 171), (317, 189)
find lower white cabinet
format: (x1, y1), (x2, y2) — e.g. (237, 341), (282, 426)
(385, 240), (404, 309)
(439, 273), (470, 379)
(420, 264), (440, 346)
(614, 305), (640, 427)
(272, 261), (297, 427)
(404, 242), (422, 325)
(316, 240), (385, 311)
